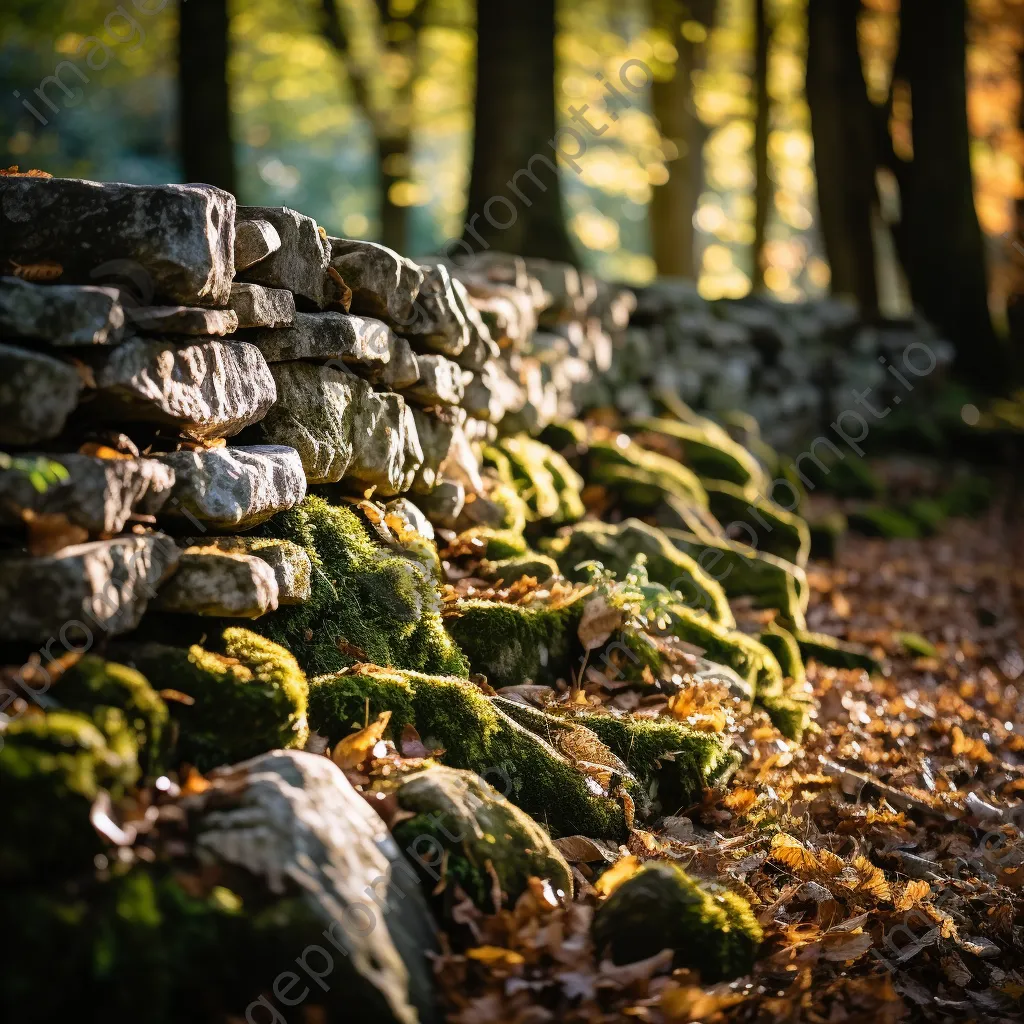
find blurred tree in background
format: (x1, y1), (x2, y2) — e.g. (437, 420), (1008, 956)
(1, 0), (1022, 381)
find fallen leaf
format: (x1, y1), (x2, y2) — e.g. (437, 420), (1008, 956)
(399, 723), (430, 758)
(553, 835), (616, 863)
(594, 853), (640, 897)
(331, 711), (391, 769)
(465, 946), (525, 968)
(577, 594), (623, 651)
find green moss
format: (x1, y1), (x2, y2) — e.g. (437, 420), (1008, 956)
(758, 624), (806, 687)
(486, 436), (586, 526)
(252, 496), (468, 678)
(759, 691), (813, 741)
(592, 862), (762, 981)
(309, 667), (627, 838)
(559, 708), (737, 812)
(664, 528), (808, 627)
(488, 481), (530, 533)
(55, 655), (169, 777)
(391, 765), (573, 910)
(480, 552), (560, 584)
(546, 519), (734, 625)
(847, 505), (921, 539)
(0, 710), (138, 877)
(632, 416), (768, 490)
(894, 631), (940, 658)
(589, 437), (709, 512)
(704, 480), (811, 567)
(444, 597), (584, 688)
(453, 526), (529, 561)
(795, 629), (882, 674)
(538, 419), (589, 452)
(120, 628), (309, 771)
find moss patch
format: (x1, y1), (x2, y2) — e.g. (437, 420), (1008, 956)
(589, 437), (709, 512)
(795, 630), (882, 674)
(704, 480), (811, 567)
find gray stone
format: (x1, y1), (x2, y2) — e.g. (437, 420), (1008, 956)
(392, 765), (572, 910)
(397, 401), (425, 494)
(346, 391), (414, 496)
(462, 360), (519, 422)
(449, 276), (499, 370)
(179, 536), (312, 604)
(236, 206), (330, 308)
(0, 343), (81, 445)
(185, 750), (439, 1024)
(0, 276), (125, 346)
(233, 217), (282, 273)
(410, 407), (461, 495)
(0, 533), (180, 641)
(94, 338), (276, 439)
(328, 237), (424, 326)
(154, 547), (279, 618)
(228, 282), (295, 329)
(401, 353), (466, 408)
(0, 453), (175, 534)
(246, 311), (391, 372)
(414, 480), (465, 530)
(381, 336), (420, 390)
(258, 362), (359, 484)
(384, 497), (435, 542)
(0, 177), (235, 306)
(125, 306), (238, 336)
(144, 445), (306, 529)
(402, 264), (470, 357)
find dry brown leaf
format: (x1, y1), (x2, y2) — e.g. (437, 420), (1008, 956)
(10, 259), (63, 282)
(724, 787), (758, 813)
(553, 835), (615, 863)
(848, 855), (891, 903)
(951, 725), (993, 763)
(894, 879), (931, 911)
(822, 929), (873, 962)
(399, 723), (430, 758)
(331, 710), (391, 769)
(465, 946), (525, 968)
(770, 833), (821, 877)
(577, 594), (623, 651)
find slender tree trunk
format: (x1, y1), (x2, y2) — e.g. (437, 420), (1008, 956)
(806, 0), (879, 317)
(900, 0), (1000, 387)
(178, 0), (236, 194)
(650, 0), (715, 279)
(752, 0), (770, 290)
(378, 135), (409, 254)
(462, 0), (576, 263)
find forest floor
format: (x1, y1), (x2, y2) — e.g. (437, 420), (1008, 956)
(428, 493), (1024, 1024)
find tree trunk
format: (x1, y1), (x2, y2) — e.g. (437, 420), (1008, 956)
(178, 0), (236, 194)
(378, 135), (409, 254)
(650, 0), (715, 279)
(752, 0), (770, 291)
(806, 0), (879, 317)
(899, 0), (1001, 387)
(462, 0), (576, 263)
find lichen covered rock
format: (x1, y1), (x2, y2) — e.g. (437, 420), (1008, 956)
(390, 765), (573, 910)
(704, 480), (811, 567)
(592, 862), (761, 981)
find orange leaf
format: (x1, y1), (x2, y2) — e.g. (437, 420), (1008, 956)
(594, 854), (641, 897)
(331, 710), (391, 769)
(770, 833), (821, 877)
(465, 946), (525, 967)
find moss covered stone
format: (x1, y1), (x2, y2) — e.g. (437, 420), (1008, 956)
(120, 628), (309, 771)
(308, 667), (627, 838)
(0, 709), (139, 877)
(759, 691), (813, 742)
(451, 526), (529, 561)
(54, 654), (169, 777)
(587, 435), (708, 511)
(632, 416), (768, 491)
(758, 623), (806, 687)
(252, 495), (468, 678)
(391, 765), (573, 910)
(480, 552), (560, 584)
(808, 510), (848, 560)
(795, 630), (882, 674)
(592, 862), (762, 981)
(443, 597), (584, 687)
(704, 480), (811, 567)
(546, 519), (734, 625)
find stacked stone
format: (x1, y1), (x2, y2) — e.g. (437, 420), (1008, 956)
(0, 176), (633, 647)
(612, 280), (953, 451)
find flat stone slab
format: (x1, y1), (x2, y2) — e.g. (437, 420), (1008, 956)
(258, 362), (360, 483)
(403, 264), (470, 357)
(143, 444), (306, 529)
(0, 177), (235, 306)
(178, 536), (311, 604)
(0, 453), (175, 534)
(94, 338), (276, 439)
(236, 206), (330, 308)
(346, 390), (418, 496)
(401, 353), (466, 408)
(245, 311), (391, 371)
(0, 343), (82, 445)
(0, 533), (179, 641)
(125, 306), (238, 336)
(328, 237), (424, 326)
(382, 335), (420, 390)
(228, 282), (295, 329)
(0, 276), (125, 347)
(233, 217), (281, 273)
(185, 750), (439, 1024)
(154, 547), (279, 618)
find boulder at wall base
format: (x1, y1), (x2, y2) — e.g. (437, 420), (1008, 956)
(113, 628), (308, 772)
(143, 445), (306, 530)
(0, 343), (82, 445)
(0, 534), (180, 642)
(704, 480), (811, 568)
(177, 536), (312, 604)
(0, 275), (125, 346)
(93, 338), (277, 439)
(184, 750), (440, 1024)
(307, 667), (629, 839)
(390, 765), (573, 911)
(592, 862), (762, 982)
(235, 205), (331, 307)
(0, 453), (175, 535)
(0, 178), (236, 307)
(250, 496), (467, 679)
